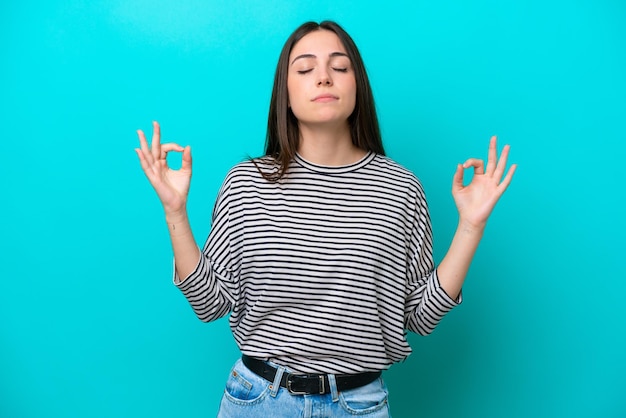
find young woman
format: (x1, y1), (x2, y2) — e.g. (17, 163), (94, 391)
(136, 20), (516, 418)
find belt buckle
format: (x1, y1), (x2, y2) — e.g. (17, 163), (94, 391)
(286, 374), (325, 395)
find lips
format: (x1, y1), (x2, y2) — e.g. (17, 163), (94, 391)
(312, 94), (339, 102)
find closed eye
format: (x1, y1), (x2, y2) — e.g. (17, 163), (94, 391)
(333, 68), (348, 72)
(297, 69), (313, 74)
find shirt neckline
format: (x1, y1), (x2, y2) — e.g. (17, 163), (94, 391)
(294, 151), (375, 174)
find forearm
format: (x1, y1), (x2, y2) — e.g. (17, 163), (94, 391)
(165, 209), (201, 281)
(437, 219), (485, 300)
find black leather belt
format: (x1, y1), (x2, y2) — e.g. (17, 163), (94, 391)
(241, 355), (381, 395)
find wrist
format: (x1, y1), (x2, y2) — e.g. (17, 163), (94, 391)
(165, 208), (189, 224)
(457, 218), (486, 237)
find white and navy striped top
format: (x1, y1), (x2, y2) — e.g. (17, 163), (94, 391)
(174, 152), (461, 374)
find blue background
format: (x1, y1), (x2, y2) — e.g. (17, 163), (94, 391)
(1, 1), (624, 417)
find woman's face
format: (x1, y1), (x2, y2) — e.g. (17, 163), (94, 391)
(287, 29), (357, 128)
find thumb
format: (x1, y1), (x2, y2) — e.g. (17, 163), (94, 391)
(452, 163), (464, 193)
(181, 145), (192, 172)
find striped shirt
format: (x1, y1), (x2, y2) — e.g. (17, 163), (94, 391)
(174, 152), (461, 374)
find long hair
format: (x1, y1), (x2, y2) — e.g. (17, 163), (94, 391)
(259, 21), (385, 181)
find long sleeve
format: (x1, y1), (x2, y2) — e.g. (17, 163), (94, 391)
(168, 155), (462, 373)
(173, 176), (238, 322)
(404, 185), (462, 335)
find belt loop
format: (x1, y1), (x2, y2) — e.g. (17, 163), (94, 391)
(270, 364), (285, 398)
(327, 374), (339, 402)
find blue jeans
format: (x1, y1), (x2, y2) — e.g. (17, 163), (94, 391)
(217, 359), (392, 417)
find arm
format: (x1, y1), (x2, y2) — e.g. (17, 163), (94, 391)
(437, 136), (517, 299)
(164, 211), (201, 281)
(135, 121), (199, 280)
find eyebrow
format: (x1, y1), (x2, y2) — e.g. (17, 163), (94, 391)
(290, 52), (349, 66)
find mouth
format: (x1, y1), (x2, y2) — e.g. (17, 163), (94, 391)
(312, 94), (339, 102)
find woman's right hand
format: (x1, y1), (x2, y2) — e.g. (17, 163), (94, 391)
(135, 121), (192, 216)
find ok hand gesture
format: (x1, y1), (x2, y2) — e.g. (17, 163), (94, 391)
(452, 136), (517, 229)
(135, 121), (192, 215)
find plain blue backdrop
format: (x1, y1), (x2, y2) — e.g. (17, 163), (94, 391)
(1, 1), (624, 417)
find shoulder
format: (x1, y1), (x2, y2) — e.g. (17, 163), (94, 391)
(223, 157), (277, 181)
(212, 158), (276, 210)
(367, 154), (426, 195)
(218, 157), (279, 195)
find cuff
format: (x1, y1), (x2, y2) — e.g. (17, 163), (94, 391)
(431, 268), (463, 308)
(172, 248), (204, 291)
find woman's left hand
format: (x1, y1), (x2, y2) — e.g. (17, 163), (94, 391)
(452, 136), (517, 229)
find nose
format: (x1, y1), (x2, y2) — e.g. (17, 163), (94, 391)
(317, 70), (333, 86)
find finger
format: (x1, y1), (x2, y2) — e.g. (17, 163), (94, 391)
(135, 148), (148, 170)
(151, 121), (161, 160)
(493, 144), (511, 181)
(159, 143), (185, 160)
(485, 135), (497, 175)
(135, 148), (157, 181)
(137, 129), (154, 164)
(181, 145), (192, 172)
(497, 163), (517, 193)
(452, 163), (464, 193)
(462, 158), (485, 175)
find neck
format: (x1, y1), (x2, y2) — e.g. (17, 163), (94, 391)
(297, 122), (366, 166)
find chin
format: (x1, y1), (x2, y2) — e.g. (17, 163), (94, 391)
(301, 111), (352, 125)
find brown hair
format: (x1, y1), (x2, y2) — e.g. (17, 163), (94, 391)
(260, 20), (384, 181)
